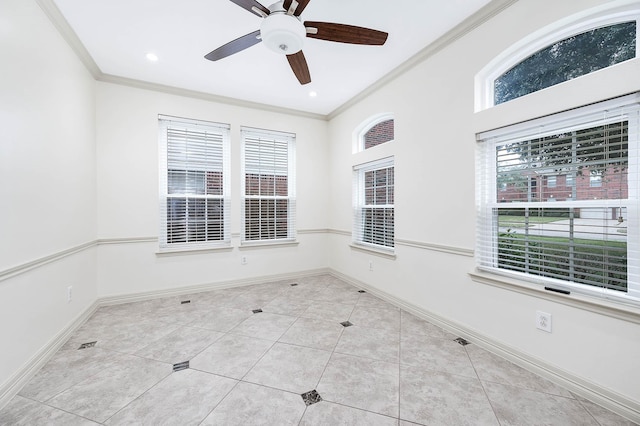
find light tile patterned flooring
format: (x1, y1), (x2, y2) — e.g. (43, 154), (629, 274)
(1, 275), (636, 425)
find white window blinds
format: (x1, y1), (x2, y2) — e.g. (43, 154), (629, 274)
(476, 94), (640, 304)
(158, 116), (230, 250)
(353, 157), (395, 250)
(241, 127), (296, 243)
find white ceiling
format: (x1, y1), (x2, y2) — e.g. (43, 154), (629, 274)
(51, 0), (492, 116)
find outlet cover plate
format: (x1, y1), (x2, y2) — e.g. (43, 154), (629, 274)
(536, 311), (552, 333)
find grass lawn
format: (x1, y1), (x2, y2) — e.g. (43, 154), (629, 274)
(498, 216), (565, 227)
(498, 233), (627, 291)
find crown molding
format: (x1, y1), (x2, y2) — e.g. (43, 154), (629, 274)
(35, 0), (101, 78)
(326, 0), (519, 120)
(35, 0), (327, 121)
(97, 74), (327, 121)
(37, 0), (517, 122)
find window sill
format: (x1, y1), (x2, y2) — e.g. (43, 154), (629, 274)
(349, 243), (396, 259)
(469, 269), (640, 324)
(156, 245), (233, 256)
(239, 240), (299, 250)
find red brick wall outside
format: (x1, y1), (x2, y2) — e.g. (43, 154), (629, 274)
(245, 173), (288, 196)
(498, 167), (628, 203)
(364, 119), (394, 149)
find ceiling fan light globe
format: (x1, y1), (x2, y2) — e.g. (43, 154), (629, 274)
(260, 13), (305, 55)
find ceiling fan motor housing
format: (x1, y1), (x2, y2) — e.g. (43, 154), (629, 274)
(260, 12), (306, 54)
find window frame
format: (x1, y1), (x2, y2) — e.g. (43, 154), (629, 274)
(353, 157), (395, 252)
(476, 94), (640, 305)
(158, 115), (231, 252)
(547, 175), (557, 189)
(353, 112), (395, 153)
(590, 172), (604, 188)
(475, 8), (639, 112)
(241, 126), (296, 245)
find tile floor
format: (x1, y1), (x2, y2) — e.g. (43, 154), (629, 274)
(1, 274), (636, 425)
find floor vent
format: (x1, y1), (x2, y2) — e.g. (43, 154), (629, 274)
(454, 337), (470, 346)
(173, 361), (190, 372)
(78, 341), (97, 350)
(252, 309), (263, 314)
(340, 321), (353, 327)
(301, 389), (322, 406)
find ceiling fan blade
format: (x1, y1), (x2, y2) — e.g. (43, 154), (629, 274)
(304, 21), (388, 45)
(286, 51), (311, 85)
(229, 0), (270, 18)
(205, 30), (261, 61)
(283, 0), (311, 16)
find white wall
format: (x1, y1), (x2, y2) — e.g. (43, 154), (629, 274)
(0, 0), (331, 401)
(0, 0), (97, 399)
(95, 83), (330, 297)
(2, 0), (639, 419)
(327, 0), (640, 413)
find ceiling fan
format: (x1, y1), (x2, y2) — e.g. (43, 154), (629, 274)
(205, 0), (388, 85)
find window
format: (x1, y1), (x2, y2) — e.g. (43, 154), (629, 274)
(158, 116), (230, 250)
(494, 21), (636, 105)
(354, 113), (394, 152)
(363, 119), (394, 150)
(242, 127), (296, 243)
(353, 158), (394, 250)
(477, 95), (640, 303)
(590, 172), (603, 187)
(476, 8), (639, 111)
(566, 173), (575, 187)
(547, 176), (557, 188)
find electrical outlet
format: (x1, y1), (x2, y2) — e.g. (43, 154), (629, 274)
(67, 286), (73, 303)
(368, 261), (373, 271)
(536, 310), (552, 333)
(241, 256), (247, 265)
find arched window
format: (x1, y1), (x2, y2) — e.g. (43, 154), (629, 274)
(495, 22), (636, 105)
(475, 4), (640, 307)
(352, 113), (395, 252)
(355, 113), (394, 152)
(476, 7), (639, 111)
(363, 119), (395, 149)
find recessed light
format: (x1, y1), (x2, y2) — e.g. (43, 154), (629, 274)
(309, 91), (317, 97)
(146, 52), (159, 62)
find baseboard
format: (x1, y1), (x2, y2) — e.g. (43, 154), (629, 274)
(99, 268), (331, 306)
(329, 269), (640, 424)
(4, 267), (637, 423)
(0, 300), (99, 410)
(0, 268), (330, 411)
